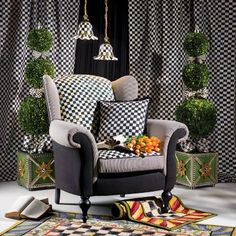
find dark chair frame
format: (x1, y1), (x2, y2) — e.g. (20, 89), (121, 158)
(43, 74), (188, 222)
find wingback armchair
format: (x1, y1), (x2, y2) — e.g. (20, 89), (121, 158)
(43, 74), (188, 222)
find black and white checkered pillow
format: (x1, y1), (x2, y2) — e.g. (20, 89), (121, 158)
(97, 98), (150, 142)
(54, 74), (115, 135)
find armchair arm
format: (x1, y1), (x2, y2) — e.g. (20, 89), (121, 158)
(49, 120), (98, 186)
(49, 120), (96, 149)
(146, 119), (188, 144)
(146, 119), (189, 190)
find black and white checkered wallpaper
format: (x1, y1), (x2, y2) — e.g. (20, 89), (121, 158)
(0, 0), (79, 181)
(194, 0), (236, 182)
(129, 0), (236, 182)
(129, 0), (190, 119)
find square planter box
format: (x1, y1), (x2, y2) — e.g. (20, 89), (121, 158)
(175, 151), (218, 189)
(17, 150), (55, 190)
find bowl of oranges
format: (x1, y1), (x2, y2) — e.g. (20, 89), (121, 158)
(126, 135), (161, 156)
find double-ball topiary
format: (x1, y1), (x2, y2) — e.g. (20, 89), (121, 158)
(18, 96), (49, 136)
(28, 28), (52, 52)
(176, 97), (216, 138)
(184, 32), (209, 57)
(25, 58), (54, 88)
(183, 62), (209, 91)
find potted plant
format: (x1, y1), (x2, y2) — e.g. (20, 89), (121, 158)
(175, 29), (218, 189)
(17, 27), (55, 190)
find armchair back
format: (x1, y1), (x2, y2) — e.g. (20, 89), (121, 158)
(54, 74), (114, 135)
(43, 74), (139, 136)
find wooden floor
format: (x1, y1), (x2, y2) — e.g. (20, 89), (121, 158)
(0, 181), (236, 232)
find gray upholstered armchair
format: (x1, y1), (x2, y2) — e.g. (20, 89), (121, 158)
(43, 74), (188, 222)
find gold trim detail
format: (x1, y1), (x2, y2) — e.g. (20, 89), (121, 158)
(177, 160), (186, 177)
(36, 162), (53, 180)
(18, 160), (25, 177)
(199, 163), (212, 177)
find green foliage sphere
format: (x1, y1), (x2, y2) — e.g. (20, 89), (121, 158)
(28, 28), (52, 52)
(176, 98), (216, 137)
(18, 97), (49, 136)
(183, 63), (209, 91)
(25, 58), (54, 88)
(184, 32), (209, 57)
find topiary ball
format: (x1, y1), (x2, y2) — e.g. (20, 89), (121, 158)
(28, 28), (52, 52)
(183, 62), (209, 90)
(18, 96), (49, 136)
(176, 97), (216, 137)
(184, 32), (209, 57)
(25, 58), (54, 88)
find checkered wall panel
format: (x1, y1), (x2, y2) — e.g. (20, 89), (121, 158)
(129, 0), (236, 182)
(0, 0), (79, 181)
(194, 0), (236, 181)
(128, 0), (190, 120)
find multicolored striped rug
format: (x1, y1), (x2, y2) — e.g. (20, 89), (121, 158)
(2, 212), (236, 236)
(1, 196), (236, 236)
(112, 195), (216, 230)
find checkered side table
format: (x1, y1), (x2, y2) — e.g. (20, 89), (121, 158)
(175, 151), (218, 189)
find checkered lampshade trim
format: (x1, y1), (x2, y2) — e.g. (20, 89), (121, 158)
(73, 21), (98, 40)
(94, 43), (118, 60)
(54, 74), (115, 135)
(97, 98), (150, 142)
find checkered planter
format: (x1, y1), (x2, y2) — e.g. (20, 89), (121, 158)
(17, 151), (55, 190)
(175, 151), (218, 189)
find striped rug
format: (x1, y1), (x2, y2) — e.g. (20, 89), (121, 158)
(1, 196), (236, 235)
(112, 195), (216, 230)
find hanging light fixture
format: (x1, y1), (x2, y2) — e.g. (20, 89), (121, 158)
(73, 0), (98, 40)
(94, 0), (118, 60)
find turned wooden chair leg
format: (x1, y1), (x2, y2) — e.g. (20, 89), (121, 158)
(80, 196), (91, 223)
(55, 188), (61, 204)
(161, 191), (172, 213)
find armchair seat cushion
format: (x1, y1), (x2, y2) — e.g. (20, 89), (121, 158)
(98, 150), (164, 174)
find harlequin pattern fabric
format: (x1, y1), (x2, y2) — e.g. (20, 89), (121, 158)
(97, 98), (150, 142)
(54, 74), (115, 135)
(0, 0), (79, 181)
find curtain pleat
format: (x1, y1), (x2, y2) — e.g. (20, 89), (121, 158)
(129, 0), (236, 182)
(0, 0), (79, 181)
(195, 0), (236, 181)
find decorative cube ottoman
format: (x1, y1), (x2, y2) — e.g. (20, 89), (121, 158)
(17, 151), (55, 190)
(175, 151), (218, 189)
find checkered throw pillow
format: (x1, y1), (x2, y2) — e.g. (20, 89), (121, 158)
(97, 98), (150, 142)
(54, 74), (115, 135)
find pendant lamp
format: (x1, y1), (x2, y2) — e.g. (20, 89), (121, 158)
(94, 0), (118, 60)
(73, 0), (98, 40)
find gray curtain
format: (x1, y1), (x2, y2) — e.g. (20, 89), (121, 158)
(129, 0), (236, 182)
(0, 0), (79, 181)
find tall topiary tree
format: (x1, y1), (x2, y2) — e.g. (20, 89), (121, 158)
(176, 27), (217, 153)
(18, 27), (54, 153)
